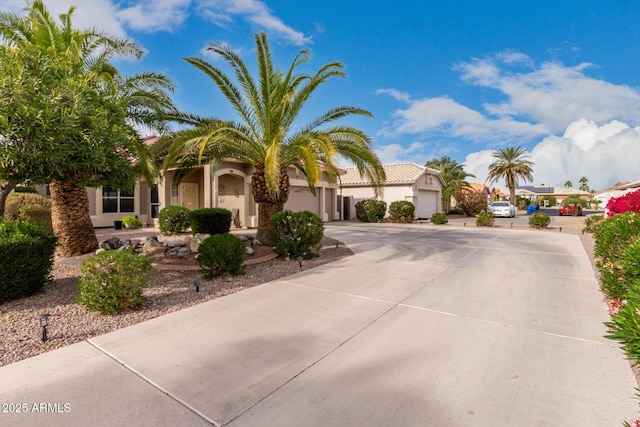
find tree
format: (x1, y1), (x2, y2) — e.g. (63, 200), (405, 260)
(564, 180), (573, 188)
(452, 188), (487, 217)
(0, 1), (177, 256)
(163, 32), (385, 244)
(425, 156), (475, 213)
(579, 176), (590, 192)
(486, 146), (534, 206)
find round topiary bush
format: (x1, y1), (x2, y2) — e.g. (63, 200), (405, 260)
(121, 215), (142, 229)
(4, 193), (51, 221)
(77, 250), (151, 315)
(476, 211), (495, 227)
(430, 212), (448, 224)
(528, 212), (551, 229)
(189, 208), (232, 235)
(158, 205), (191, 234)
(197, 234), (246, 279)
(0, 219), (57, 303)
(270, 210), (324, 259)
(355, 199), (387, 223)
(389, 200), (416, 223)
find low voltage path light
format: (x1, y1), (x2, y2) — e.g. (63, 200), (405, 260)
(296, 256), (303, 268)
(559, 227), (563, 232)
(193, 279), (201, 293)
(38, 313), (50, 343)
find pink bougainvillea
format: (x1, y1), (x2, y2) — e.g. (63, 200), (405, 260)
(606, 189), (640, 217)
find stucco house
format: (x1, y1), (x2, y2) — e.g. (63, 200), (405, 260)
(86, 133), (345, 228)
(593, 180), (640, 211)
(339, 163), (445, 220)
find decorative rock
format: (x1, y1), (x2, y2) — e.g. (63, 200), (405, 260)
(130, 239), (141, 248)
(146, 235), (159, 242)
(177, 247), (190, 258)
(96, 248), (106, 255)
(164, 239), (186, 248)
(142, 239), (160, 254)
(186, 233), (210, 252)
(252, 238), (262, 246)
(99, 237), (121, 250)
(245, 246), (254, 255)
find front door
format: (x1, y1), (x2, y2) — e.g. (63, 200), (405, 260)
(180, 183), (199, 210)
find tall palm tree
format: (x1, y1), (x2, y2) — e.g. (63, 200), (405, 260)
(486, 146), (534, 206)
(0, 1), (177, 256)
(164, 32), (385, 243)
(564, 180), (573, 188)
(426, 156), (475, 212)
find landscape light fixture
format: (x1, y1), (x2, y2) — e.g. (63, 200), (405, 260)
(193, 279), (201, 293)
(38, 313), (50, 343)
(510, 223), (513, 229)
(559, 227), (563, 232)
(464, 222), (466, 227)
(296, 256), (303, 268)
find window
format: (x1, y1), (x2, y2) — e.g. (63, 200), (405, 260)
(102, 187), (135, 213)
(171, 184), (179, 205)
(150, 185), (159, 218)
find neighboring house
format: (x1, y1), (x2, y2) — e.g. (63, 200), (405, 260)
(516, 185), (591, 205)
(87, 136), (344, 227)
(593, 180), (640, 211)
(340, 163), (445, 220)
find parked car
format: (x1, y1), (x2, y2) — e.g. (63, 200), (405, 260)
(559, 204), (583, 216)
(488, 201), (516, 218)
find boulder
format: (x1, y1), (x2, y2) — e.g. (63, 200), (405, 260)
(186, 233), (210, 252)
(99, 237), (121, 250)
(177, 247), (190, 258)
(163, 239), (186, 248)
(142, 239), (160, 254)
(245, 246), (254, 255)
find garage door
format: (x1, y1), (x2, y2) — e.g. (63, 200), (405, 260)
(285, 186), (321, 216)
(417, 190), (438, 219)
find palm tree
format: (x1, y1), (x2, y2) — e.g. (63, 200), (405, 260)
(564, 180), (573, 188)
(0, 1), (177, 255)
(164, 33), (385, 244)
(425, 156), (475, 212)
(579, 176), (590, 192)
(486, 146), (534, 207)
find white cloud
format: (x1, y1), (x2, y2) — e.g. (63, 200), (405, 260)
(464, 119), (640, 190)
(374, 141), (427, 165)
(117, 0), (191, 33)
(197, 0), (311, 45)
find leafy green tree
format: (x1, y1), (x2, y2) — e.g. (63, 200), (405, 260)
(0, 1), (177, 256)
(163, 32), (385, 244)
(426, 156), (475, 213)
(486, 146), (535, 206)
(579, 176), (590, 192)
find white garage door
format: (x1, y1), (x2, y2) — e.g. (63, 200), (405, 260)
(285, 186), (321, 216)
(417, 190), (438, 219)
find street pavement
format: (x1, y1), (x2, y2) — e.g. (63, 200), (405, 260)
(0, 223), (636, 426)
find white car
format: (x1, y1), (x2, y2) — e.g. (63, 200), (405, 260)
(488, 201), (516, 218)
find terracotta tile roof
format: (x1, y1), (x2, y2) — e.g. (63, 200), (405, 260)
(341, 163), (434, 186)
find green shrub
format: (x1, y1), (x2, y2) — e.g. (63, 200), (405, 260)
(18, 204), (52, 231)
(583, 214), (604, 233)
(537, 195), (557, 208)
(197, 234), (246, 279)
(355, 199), (387, 223)
(528, 212), (551, 229)
(476, 211), (495, 227)
(189, 208), (232, 235)
(121, 216), (142, 229)
(158, 205), (191, 234)
(4, 193), (51, 221)
(76, 250), (151, 315)
(271, 210), (324, 259)
(594, 213), (640, 299)
(389, 200), (415, 223)
(453, 188), (487, 216)
(0, 219), (57, 303)
(430, 212), (448, 224)
(604, 279), (640, 365)
(562, 195), (588, 208)
(14, 185), (37, 193)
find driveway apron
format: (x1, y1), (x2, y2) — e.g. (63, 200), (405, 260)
(0, 223), (636, 426)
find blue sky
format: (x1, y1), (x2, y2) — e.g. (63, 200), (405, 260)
(6, 0), (640, 190)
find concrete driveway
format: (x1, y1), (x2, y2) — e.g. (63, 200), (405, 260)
(0, 223), (636, 426)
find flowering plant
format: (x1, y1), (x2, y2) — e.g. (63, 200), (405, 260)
(607, 189), (640, 216)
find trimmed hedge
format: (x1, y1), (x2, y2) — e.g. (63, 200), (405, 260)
(189, 208), (232, 235)
(4, 193), (51, 221)
(528, 212), (551, 229)
(0, 219), (57, 303)
(270, 210), (324, 259)
(430, 212), (448, 224)
(389, 200), (416, 223)
(355, 199), (387, 223)
(197, 234), (246, 279)
(158, 205), (191, 234)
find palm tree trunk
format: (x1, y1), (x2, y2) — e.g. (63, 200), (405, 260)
(50, 181), (98, 256)
(251, 164), (289, 245)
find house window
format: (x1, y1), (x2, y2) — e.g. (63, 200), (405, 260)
(150, 185), (159, 218)
(171, 184), (179, 205)
(102, 187), (134, 213)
